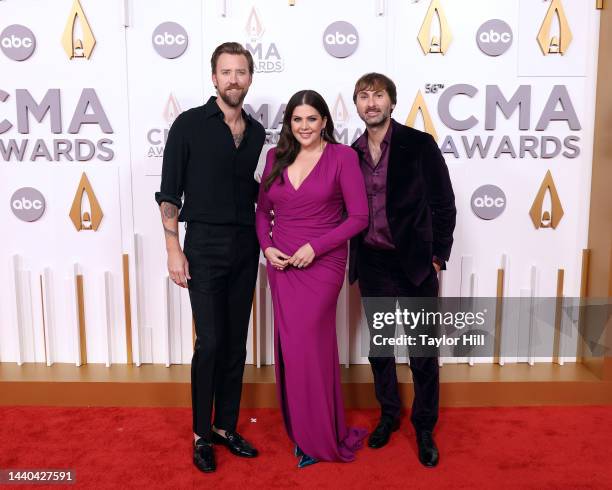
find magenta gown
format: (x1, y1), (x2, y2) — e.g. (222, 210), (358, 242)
(256, 143), (369, 462)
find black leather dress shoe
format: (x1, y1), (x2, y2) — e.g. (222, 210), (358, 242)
(367, 417), (400, 449)
(416, 430), (439, 467)
(193, 439), (216, 473)
(212, 430), (259, 458)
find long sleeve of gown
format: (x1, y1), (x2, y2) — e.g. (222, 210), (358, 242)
(309, 148), (368, 257)
(255, 148), (275, 251)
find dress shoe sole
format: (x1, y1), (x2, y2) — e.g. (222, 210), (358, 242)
(418, 455), (439, 468)
(193, 462), (216, 473)
(227, 448), (258, 458)
(218, 442), (259, 458)
(419, 460), (439, 468)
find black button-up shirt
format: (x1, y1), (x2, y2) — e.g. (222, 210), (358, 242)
(155, 96), (266, 225)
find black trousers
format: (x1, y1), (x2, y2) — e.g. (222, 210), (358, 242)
(184, 222), (259, 439)
(357, 245), (440, 433)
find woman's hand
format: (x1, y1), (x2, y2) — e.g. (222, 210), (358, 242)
(264, 247), (291, 270)
(289, 243), (315, 269)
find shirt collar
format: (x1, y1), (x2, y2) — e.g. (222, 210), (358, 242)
(383, 118), (394, 143)
(204, 95), (253, 125)
(355, 118), (394, 151)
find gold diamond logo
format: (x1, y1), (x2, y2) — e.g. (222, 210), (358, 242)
(537, 0), (573, 55)
(61, 0), (96, 60)
(69, 173), (103, 231)
(245, 7), (265, 41)
(332, 94), (349, 126)
(417, 0), (452, 55)
(163, 93), (182, 126)
(529, 170), (564, 229)
(405, 90), (438, 142)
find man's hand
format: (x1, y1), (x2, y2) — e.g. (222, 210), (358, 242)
(159, 201), (188, 286)
(264, 247), (291, 270)
(289, 243), (315, 269)
(168, 248), (190, 288)
(433, 262), (441, 274)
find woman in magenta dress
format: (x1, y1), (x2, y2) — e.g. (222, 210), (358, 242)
(256, 90), (369, 467)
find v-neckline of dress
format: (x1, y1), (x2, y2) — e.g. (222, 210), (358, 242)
(285, 143), (329, 193)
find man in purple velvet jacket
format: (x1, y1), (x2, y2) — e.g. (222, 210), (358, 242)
(350, 73), (456, 468)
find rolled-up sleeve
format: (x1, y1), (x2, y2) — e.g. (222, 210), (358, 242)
(154, 114), (188, 209)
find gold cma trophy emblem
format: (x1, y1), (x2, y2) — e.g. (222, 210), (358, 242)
(529, 170), (564, 229)
(163, 93), (182, 126)
(61, 0), (96, 60)
(69, 173), (103, 231)
(537, 0), (573, 55)
(245, 7), (265, 41)
(405, 91), (438, 142)
(417, 0), (452, 55)
(332, 94), (350, 126)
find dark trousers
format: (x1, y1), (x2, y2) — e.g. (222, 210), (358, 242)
(358, 245), (440, 433)
(184, 222), (259, 439)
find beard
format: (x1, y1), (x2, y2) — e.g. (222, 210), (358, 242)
(361, 109), (390, 128)
(218, 85), (248, 108)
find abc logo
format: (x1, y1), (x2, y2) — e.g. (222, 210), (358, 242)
(0, 25), (36, 61)
(473, 195), (505, 208)
(471, 185), (506, 220)
(2, 35), (34, 49)
(476, 20), (513, 57)
(325, 32), (358, 46)
(13, 197), (43, 210)
(153, 32), (186, 46)
(10, 188), (46, 222)
(323, 21), (359, 58)
(152, 22), (189, 59)
(479, 30), (511, 44)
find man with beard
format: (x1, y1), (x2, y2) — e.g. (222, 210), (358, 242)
(349, 73), (456, 467)
(155, 42), (265, 473)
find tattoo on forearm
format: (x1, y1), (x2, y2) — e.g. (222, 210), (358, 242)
(163, 225), (178, 238)
(161, 202), (178, 220)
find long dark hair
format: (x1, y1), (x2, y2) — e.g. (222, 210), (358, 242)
(264, 90), (337, 191)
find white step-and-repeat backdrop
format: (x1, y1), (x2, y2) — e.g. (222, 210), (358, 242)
(0, 0), (601, 366)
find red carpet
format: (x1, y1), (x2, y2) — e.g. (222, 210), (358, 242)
(1, 406), (611, 489)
